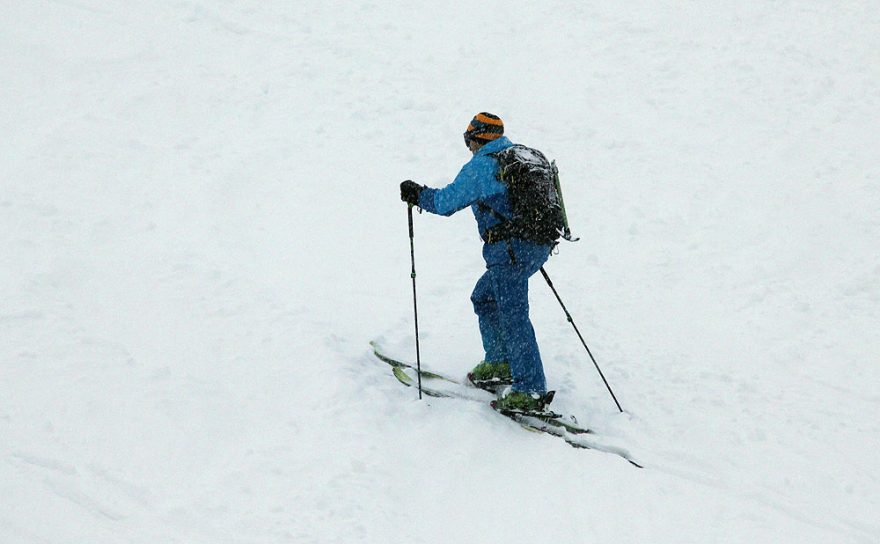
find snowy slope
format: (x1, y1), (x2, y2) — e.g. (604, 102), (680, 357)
(2, 1), (879, 542)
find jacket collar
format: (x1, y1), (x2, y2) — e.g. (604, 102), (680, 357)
(475, 136), (512, 157)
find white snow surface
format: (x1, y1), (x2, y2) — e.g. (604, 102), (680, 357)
(2, 2), (879, 542)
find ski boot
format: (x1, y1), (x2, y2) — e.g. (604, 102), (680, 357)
(467, 361), (512, 392)
(491, 388), (560, 418)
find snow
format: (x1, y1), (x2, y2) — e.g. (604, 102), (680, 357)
(2, 1), (879, 542)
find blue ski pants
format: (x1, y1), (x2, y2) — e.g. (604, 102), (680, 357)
(471, 241), (551, 393)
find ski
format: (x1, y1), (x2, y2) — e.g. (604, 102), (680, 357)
(390, 364), (619, 460)
(492, 404), (591, 436)
(389, 366), (452, 398)
(371, 341), (600, 434)
(391, 367), (495, 402)
(370, 341), (462, 384)
(371, 342), (639, 465)
(495, 409), (644, 468)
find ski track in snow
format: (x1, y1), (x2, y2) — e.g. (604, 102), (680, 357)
(2, 1), (879, 543)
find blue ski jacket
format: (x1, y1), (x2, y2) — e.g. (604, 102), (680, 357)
(417, 136), (552, 267)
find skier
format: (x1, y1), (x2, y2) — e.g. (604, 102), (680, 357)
(400, 113), (553, 412)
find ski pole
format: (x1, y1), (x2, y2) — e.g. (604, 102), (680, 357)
(539, 267), (623, 413)
(407, 204), (423, 400)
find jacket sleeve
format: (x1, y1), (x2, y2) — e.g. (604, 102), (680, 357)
(418, 157), (502, 216)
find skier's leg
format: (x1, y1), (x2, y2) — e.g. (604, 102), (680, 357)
(470, 270), (507, 362)
(488, 263), (546, 393)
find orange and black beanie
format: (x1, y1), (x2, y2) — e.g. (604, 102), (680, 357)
(464, 112), (504, 143)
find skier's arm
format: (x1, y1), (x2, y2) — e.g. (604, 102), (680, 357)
(419, 160), (494, 216)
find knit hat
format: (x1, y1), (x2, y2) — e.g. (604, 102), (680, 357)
(463, 112), (504, 143)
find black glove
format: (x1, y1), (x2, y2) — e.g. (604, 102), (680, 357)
(400, 180), (424, 205)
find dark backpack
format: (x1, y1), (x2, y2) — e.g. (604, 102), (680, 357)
(483, 144), (568, 245)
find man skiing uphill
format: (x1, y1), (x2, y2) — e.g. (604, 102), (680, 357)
(400, 113), (556, 413)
